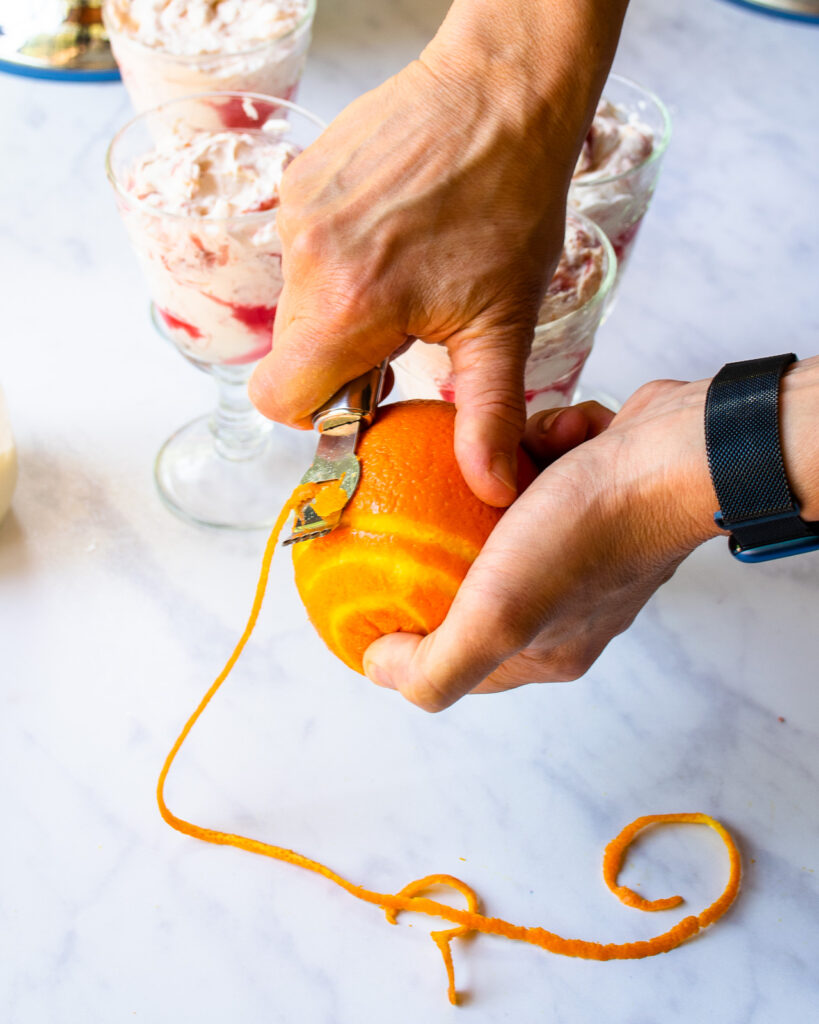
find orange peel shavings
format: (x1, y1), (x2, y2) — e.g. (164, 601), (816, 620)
(309, 479), (349, 519)
(157, 481), (742, 1006)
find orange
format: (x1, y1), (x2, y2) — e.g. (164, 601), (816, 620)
(292, 399), (536, 673)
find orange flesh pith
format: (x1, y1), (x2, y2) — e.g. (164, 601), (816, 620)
(158, 479), (742, 1007)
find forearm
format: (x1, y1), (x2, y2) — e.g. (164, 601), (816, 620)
(778, 355), (819, 520)
(423, 0), (630, 162)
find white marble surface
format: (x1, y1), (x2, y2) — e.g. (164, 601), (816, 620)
(1, 1), (818, 1021)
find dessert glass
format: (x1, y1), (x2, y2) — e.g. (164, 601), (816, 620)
(106, 91), (325, 530)
(392, 211), (616, 416)
(103, 0), (316, 115)
(569, 74), (671, 306)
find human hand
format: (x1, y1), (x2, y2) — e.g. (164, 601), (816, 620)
(249, 56), (576, 506)
(362, 381), (724, 710)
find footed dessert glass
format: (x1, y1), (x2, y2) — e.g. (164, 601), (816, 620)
(103, 0), (316, 115)
(107, 91), (325, 529)
(570, 73), (671, 308)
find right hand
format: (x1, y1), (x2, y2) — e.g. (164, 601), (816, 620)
(249, 55), (580, 507)
(363, 383), (724, 709)
(362, 356), (819, 710)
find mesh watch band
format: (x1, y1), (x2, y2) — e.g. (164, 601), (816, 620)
(704, 354), (819, 562)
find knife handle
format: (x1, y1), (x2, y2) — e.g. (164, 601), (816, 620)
(312, 359), (389, 433)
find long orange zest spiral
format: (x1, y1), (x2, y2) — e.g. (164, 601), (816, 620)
(157, 482), (742, 1005)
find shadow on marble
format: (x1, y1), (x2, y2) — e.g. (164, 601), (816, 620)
(5, 444), (153, 568)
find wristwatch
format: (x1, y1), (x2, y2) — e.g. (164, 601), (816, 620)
(704, 353), (819, 562)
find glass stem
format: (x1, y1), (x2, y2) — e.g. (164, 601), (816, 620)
(210, 364), (271, 461)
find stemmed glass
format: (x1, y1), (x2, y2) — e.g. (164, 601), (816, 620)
(569, 73), (671, 312)
(568, 74), (671, 409)
(103, 0), (316, 115)
(106, 91), (325, 529)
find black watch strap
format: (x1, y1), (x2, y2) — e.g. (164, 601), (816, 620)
(704, 353), (819, 562)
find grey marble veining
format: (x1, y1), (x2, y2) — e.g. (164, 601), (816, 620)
(1, 1), (818, 1021)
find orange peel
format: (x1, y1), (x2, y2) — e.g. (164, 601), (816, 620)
(309, 479), (349, 519)
(157, 481), (742, 1005)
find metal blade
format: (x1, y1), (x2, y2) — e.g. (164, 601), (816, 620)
(282, 423), (362, 545)
(282, 361), (389, 546)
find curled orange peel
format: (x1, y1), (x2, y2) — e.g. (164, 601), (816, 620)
(157, 482), (742, 1006)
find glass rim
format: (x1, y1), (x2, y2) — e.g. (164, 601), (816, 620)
(533, 209), (617, 337)
(105, 90), (326, 225)
(571, 72), (672, 190)
(102, 0), (316, 62)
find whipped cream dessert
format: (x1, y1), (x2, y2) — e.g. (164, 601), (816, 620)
(575, 100), (654, 181)
(570, 98), (657, 269)
(117, 123), (297, 364)
(537, 218), (606, 323)
(104, 0), (313, 116)
(394, 216), (613, 415)
(107, 0), (310, 54)
(0, 385), (18, 524)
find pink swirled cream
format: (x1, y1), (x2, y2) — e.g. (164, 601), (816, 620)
(117, 123), (297, 365)
(575, 100), (654, 182)
(104, 0), (314, 116)
(569, 94), (662, 272)
(537, 217), (606, 323)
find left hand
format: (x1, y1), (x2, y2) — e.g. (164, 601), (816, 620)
(362, 381), (722, 711)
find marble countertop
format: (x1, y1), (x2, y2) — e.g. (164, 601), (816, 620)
(1, 1), (817, 1021)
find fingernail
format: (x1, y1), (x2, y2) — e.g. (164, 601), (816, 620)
(364, 661), (394, 689)
(538, 409), (565, 435)
(489, 452), (517, 494)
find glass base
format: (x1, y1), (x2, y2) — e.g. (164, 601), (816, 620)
(571, 383), (623, 413)
(155, 413), (313, 530)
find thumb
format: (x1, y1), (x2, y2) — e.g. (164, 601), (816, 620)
(362, 496), (543, 710)
(447, 326), (531, 508)
(362, 575), (529, 712)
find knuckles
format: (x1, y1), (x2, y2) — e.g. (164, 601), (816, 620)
(283, 222), (328, 267)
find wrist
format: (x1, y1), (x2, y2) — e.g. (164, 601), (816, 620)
(613, 380), (722, 562)
(779, 355), (819, 520)
(422, 0), (629, 164)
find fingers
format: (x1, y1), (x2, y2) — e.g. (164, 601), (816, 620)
(362, 560), (531, 711)
(249, 301), (404, 427)
(248, 182), (406, 425)
(448, 330), (531, 508)
(523, 401), (615, 465)
(363, 624), (509, 713)
(362, 380), (704, 713)
(363, 491), (552, 710)
(365, 631), (576, 709)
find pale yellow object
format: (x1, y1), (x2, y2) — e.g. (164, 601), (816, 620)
(0, 385), (18, 523)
